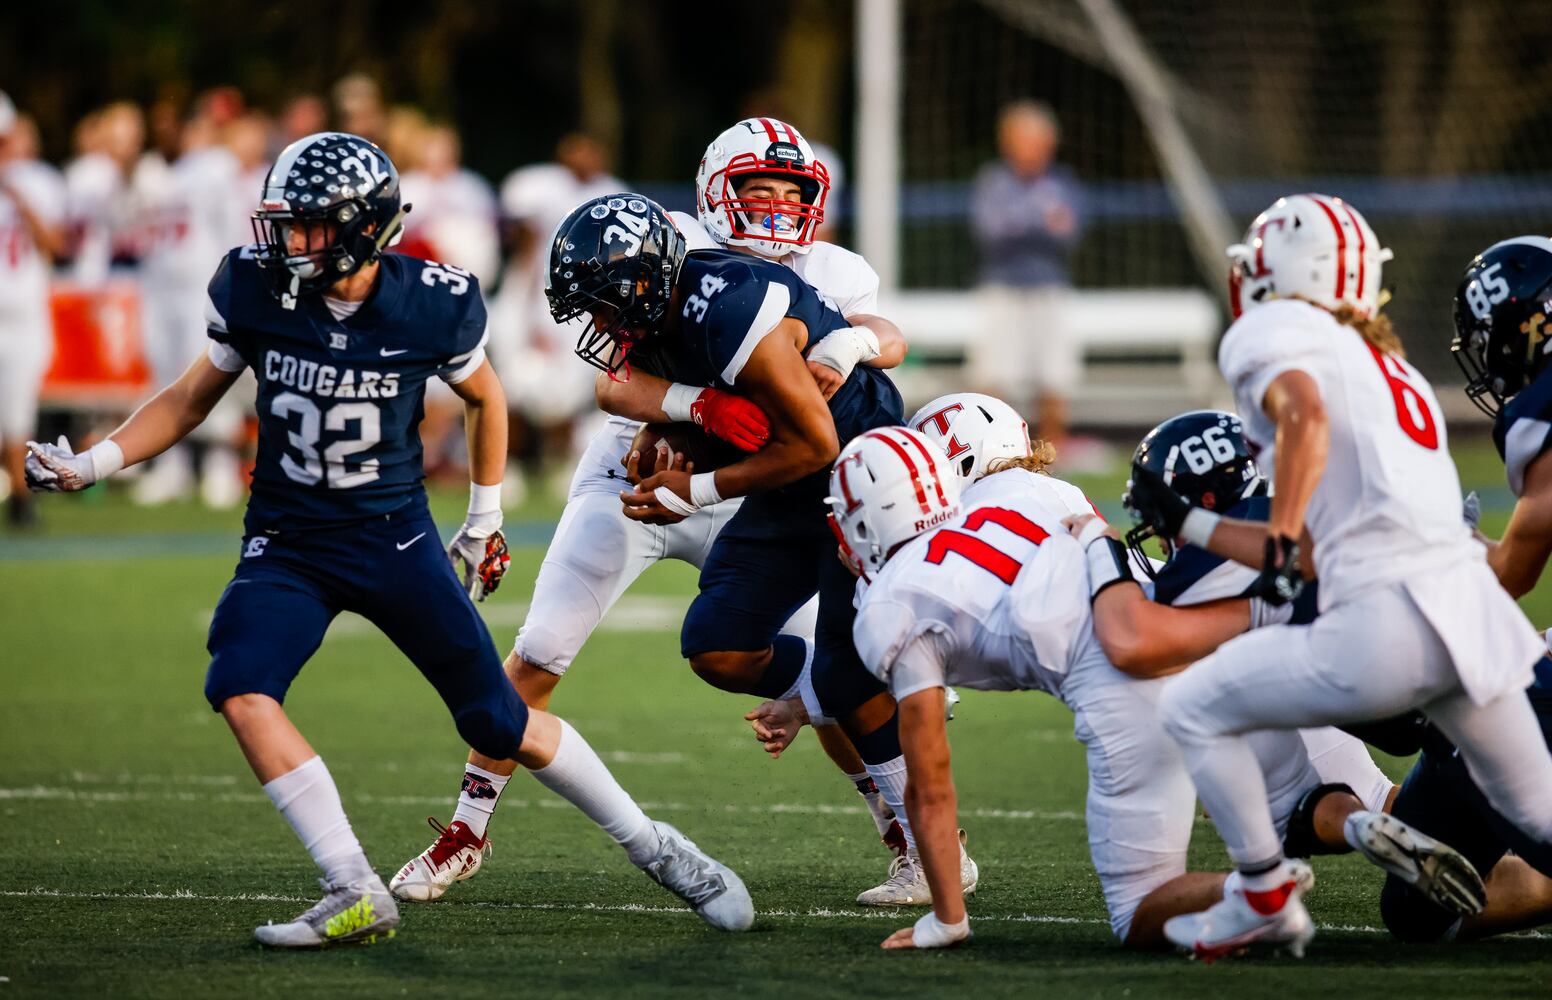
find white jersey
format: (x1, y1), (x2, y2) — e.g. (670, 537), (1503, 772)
(1220, 300), (1472, 607)
(134, 146), (244, 292)
(852, 468), (1109, 703)
(1221, 299), (1542, 703)
(569, 214), (884, 498)
(0, 159), (65, 318)
(62, 153), (127, 286)
(399, 167), (500, 285)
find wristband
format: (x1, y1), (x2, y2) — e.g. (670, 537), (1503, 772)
(653, 486), (698, 517)
(661, 383), (703, 423)
(1079, 522), (1135, 600)
(1179, 507), (1221, 548)
(468, 481), (502, 516)
(88, 439), (125, 482)
(912, 910), (971, 949)
(689, 471), (722, 508)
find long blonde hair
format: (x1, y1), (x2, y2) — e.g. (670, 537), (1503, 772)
(985, 438), (1059, 476)
(1290, 295), (1405, 358)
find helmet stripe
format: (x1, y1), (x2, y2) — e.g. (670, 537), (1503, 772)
(778, 120), (797, 143)
(757, 117), (781, 143)
(1307, 194), (1348, 302)
(898, 428), (950, 508)
(1338, 200), (1367, 302)
(865, 429), (930, 514)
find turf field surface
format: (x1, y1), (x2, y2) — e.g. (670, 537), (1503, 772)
(2, 436), (1549, 998)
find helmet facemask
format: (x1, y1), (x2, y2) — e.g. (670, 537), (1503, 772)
(705, 155), (828, 258)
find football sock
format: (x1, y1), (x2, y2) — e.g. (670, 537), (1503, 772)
(847, 771), (896, 838)
(864, 755), (915, 853)
(451, 763), (511, 840)
(263, 756), (374, 885)
(751, 634), (809, 700)
(529, 719), (662, 866)
(1238, 856), (1291, 892)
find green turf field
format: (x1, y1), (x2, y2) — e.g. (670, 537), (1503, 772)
(2, 436), (1549, 998)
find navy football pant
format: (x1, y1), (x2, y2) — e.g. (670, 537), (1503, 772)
(680, 499), (887, 725)
(1380, 691), (1552, 942)
(205, 503), (529, 760)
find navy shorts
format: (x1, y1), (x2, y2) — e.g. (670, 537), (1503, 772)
(205, 502), (529, 760)
(1380, 686), (1552, 942)
(680, 494), (885, 716)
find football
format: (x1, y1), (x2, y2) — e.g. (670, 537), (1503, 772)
(625, 421), (745, 482)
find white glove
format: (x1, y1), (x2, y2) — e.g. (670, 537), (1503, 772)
(1463, 490), (1482, 530)
(807, 325), (881, 382)
(448, 508), (506, 601)
(25, 436), (123, 493)
(910, 910), (971, 949)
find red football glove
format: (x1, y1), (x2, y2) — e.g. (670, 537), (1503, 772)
(689, 388), (770, 452)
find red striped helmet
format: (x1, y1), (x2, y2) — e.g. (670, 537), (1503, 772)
(1226, 194), (1392, 319)
(826, 427), (962, 579)
(696, 117), (830, 258)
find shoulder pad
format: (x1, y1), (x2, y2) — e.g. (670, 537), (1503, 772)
(852, 592), (923, 682)
(694, 257), (797, 385)
(1496, 370), (1552, 496)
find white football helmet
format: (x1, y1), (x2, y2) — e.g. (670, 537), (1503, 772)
(1227, 194), (1393, 318)
(827, 427), (963, 579)
(908, 392), (1032, 486)
(696, 117), (830, 258)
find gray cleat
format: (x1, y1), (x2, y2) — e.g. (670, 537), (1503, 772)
(1345, 810), (1487, 916)
(639, 821), (754, 931)
(254, 874), (400, 948)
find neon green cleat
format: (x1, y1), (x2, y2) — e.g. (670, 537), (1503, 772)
(254, 875), (400, 948)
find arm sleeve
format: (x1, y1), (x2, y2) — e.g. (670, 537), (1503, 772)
(1217, 309), (1325, 416)
(853, 596), (949, 699)
(887, 629), (953, 702)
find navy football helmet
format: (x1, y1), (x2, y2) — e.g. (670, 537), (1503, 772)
(1452, 236), (1552, 416)
(1124, 409), (1263, 574)
(251, 132), (409, 303)
(547, 194), (686, 377)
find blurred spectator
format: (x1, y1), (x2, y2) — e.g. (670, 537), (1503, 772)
(398, 121), (501, 479)
(399, 123), (499, 283)
(382, 106), (430, 176)
(0, 93), (67, 527)
(131, 98), (247, 507)
(333, 74), (386, 144)
(278, 94), (327, 147)
(969, 100), (1084, 448)
(490, 132), (622, 493)
(224, 112), (272, 243)
(62, 101), (143, 286)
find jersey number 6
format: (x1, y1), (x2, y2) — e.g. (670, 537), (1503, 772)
(925, 506), (1050, 584)
(1364, 341), (1439, 450)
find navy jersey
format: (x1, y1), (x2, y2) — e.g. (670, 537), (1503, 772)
(1152, 495), (1320, 624)
(207, 248), (488, 531)
(1493, 368), (1552, 496)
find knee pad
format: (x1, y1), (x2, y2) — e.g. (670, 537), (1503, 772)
(1282, 782), (1356, 859)
(1380, 876), (1458, 943)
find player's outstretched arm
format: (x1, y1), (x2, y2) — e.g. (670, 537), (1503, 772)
(27, 352), (239, 492)
(1261, 370), (1329, 546)
(1486, 451), (1552, 598)
(882, 685), (970, 951)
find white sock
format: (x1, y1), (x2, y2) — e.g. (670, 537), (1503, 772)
(847, 770), (896, 838)
(865, 756), (915, 853)
(262, 756), (373, 885)
(1240, 859), (1292, 892)
(450, 763), (511, 840)
(528, 719), (662, 866)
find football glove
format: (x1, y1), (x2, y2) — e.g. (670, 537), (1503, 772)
(1462, 490), (1482, 530)
(448, 512), (510, 602)
(1123, 465), (1194, 540)
(25, 436), (122, 493)
(690, 388), (770, 452)
(1248, 534), (1304, 606)
(806, 325), (881, 383)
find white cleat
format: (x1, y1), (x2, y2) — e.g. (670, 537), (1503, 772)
(254, 874), (399, 948)
(1344, 810), (1487, 916)
(1164, 868), (1315, 962)
(1225, 858), (1315, 898)
(857, 829), (978, 906)
(389, 817), (490, 903)
(639, 821), (754, 932)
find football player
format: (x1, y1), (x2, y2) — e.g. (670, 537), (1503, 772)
(1124, 195), (1552, 959)
(1334, 236), (1552, 944)
(0, 92), (65, 529)
(392, 120), (940, 908)
(25, 133), (753, 947)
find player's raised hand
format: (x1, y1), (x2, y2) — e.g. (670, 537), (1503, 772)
(689, 388), (769, 452)
(26, 436), (101, 493)
(1061, 513), (1117, 540)
(744, 698), (804, 758)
